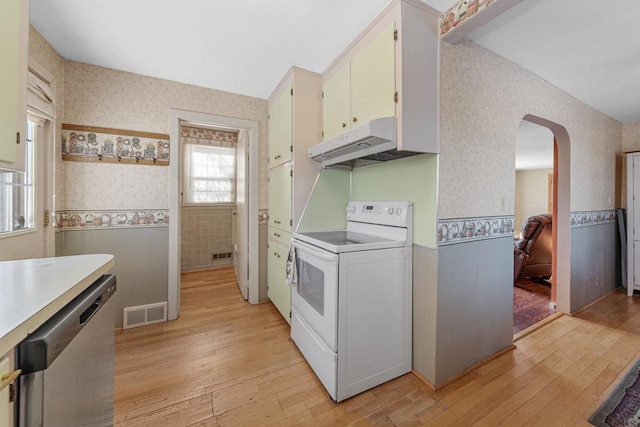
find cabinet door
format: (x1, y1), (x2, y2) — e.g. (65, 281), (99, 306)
(350, 22), (396, 127)
(268, 239), (291, 323)
(0, 0), (27, 171)
(322, 64), (350, 141)
(269, 84), (292, 168)
(268, 97), (279, 165)
(268, 163), (292, 233)
(277, 83), (293, 166)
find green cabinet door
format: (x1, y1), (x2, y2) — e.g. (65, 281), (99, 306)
(322, 64), (350, 141)
(269, 83), (292, 168)
(0, 0), (22, 165)
(350, 22), (396, 127)
(267, 238), (290, 323)
(268, 163), (292, 233)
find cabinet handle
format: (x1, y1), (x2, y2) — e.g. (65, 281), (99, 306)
(274, 232), (281, 237)
(274, 220), (281, 224)
(274, 154), (281, 159)
(274, 252), (281, 258)
(352, 117), (358, 123)
(0, 369), (21, 393)
(341, 122), (347, 128)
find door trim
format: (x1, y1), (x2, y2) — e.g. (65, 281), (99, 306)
(168, 109), (260, 320)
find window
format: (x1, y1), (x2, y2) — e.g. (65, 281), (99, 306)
(183, 144), (236, 204)
(0, 119), (35, 235)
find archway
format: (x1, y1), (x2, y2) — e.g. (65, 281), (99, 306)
(520, 114), (570, 314)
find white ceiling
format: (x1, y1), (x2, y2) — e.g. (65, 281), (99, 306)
(29, 0), (453, 100)
(467, 0), (640, 124)
(29, 0), (640, 169)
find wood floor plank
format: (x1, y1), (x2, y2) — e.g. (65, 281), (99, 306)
(114, 270), (640, 426)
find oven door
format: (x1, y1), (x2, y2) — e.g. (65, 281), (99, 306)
(292, 239), (339, 351)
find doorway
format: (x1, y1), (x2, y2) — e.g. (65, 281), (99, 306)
(168, 109), (259, 321)
(513, 120), (555, 334)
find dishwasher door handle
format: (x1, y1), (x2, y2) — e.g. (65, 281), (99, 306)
(79, 299), (101, 325)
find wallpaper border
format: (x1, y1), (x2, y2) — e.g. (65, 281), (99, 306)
(437, 210), (618, 246)
(57, 208), (270, 230)
(56, 209), (170, 230)
(437, 215), (514, 246)
(570, 210), (617, 228)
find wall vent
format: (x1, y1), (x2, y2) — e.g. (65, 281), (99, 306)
(123, 302), (168, 329)
(212, 252), (233, 260)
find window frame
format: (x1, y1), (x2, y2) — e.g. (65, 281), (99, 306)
(0, 118), (36, 238)
(182, 143), (237, 207)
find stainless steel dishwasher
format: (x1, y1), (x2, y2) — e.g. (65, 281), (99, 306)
(16, 274), (117, 427)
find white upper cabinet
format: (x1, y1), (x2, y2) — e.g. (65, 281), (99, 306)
(268, 83), (293, 168)
(321, 0), (440, 154)
(0, 0), (28, 171)
(350, 23), (396, 128)
(322, 23), (396, 141)
(322, 65), (350, 141)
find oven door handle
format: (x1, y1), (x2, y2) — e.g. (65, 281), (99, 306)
(292, 240), (338, 263)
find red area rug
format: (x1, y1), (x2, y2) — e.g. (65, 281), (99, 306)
(513, 279), (554, 334)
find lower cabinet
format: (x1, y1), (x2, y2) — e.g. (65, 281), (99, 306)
(268, 232), (291, 324)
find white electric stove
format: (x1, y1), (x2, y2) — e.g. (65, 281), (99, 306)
(291, 201), (413, 402)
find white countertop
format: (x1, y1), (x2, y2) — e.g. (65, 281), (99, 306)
(0, 254), (115, 357)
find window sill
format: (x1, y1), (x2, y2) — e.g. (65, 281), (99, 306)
(0, 227), (36, 240)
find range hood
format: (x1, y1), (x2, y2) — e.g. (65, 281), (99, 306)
(308, 117), (418, 168)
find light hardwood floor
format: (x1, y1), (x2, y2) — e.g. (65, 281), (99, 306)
(114, 269), (640, 426)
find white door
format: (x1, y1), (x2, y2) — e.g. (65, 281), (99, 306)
(235, 130), (249, 300)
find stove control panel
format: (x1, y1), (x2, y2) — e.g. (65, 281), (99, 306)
(346, 201), (413, 227)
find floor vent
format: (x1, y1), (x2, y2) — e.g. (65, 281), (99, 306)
(212, 252), (233, 260)
(123, 302), (168, 329)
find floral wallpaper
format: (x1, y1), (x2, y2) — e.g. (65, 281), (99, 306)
(439, 41), (622, 220)
(62, 60), (269, 212)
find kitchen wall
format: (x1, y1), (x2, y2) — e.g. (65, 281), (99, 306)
(62, 61), (269, 210)
(24, 26), (268, 327)
(415, 40), (623, 386)
(57, 61), (267, 326)
(514, 168), (552, 234)
(351, 154), (438, 247)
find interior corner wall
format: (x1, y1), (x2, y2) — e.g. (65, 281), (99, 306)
(28, 26), (66, 211)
